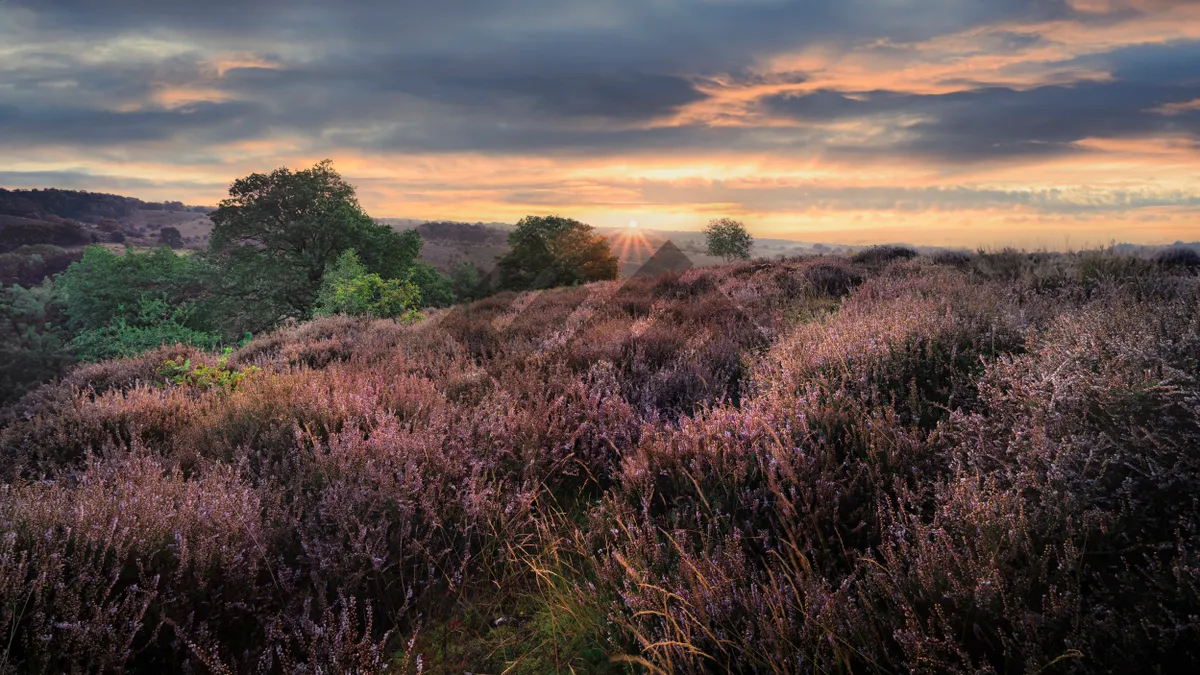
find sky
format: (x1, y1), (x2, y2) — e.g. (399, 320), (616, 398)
(1, 0), (1199, 248)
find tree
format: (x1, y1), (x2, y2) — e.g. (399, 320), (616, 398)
(314, 250), (421, 321)
(405, 261), (456, 308)
(159, 226), (184, 249)
(496, 215), (619, 291)
(207, 160), (422, 334)
(0, 281), (74, 404)
(450, 260), (492, 301)
(55, 245), (220, 361)
(704, 218), (753, 262)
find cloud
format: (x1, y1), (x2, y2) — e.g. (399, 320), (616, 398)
(2, 0), (1200, 246)
(0, 170), (227, 194)
(763, 70), (1200, 160)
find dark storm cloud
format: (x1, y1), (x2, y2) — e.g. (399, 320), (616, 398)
(0, 170), (226, 193)
(217, 62), (708, 121)
(764, 69), (1200, 160)
(0, 0), (1194, 161)
(10, 0), (1073, 73)
(0, 101), (266, 146)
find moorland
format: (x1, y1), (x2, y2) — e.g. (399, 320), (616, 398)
(3, 169), (1200, 673)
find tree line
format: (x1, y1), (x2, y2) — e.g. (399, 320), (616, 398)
(1, 161), (666, 403)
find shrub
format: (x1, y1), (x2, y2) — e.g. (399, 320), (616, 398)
(0, 281), (74, 405)
(2, 251), (1198, 673)
(850, 244), (918, 266)
(931, 249), (973, 266)
(160, 347), (261, 391)
(314, 249), (422, 321)
(1155, 246), (1200, 269)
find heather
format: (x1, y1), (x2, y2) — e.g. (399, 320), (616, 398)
(1, 250), (1198, 673)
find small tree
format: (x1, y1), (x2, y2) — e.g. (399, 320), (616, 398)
(497, 215), (619, 291)
(704, 218), (753, 262)
(450, 260), (491, 301)
(314, 250), (422, 321)
(159, 226), (184, 249)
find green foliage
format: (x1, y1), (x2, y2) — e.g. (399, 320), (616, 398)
(406, 260), (457, 308)
(0, 281), (74, 404)
(160, 347), (260, 391)
(0, 220), (93, 254)
(71, 295), (223, 362)
(449, 260), (492, 302)
(208, 160), (422, 333)
(56, 245), (212, 333)
(314, 250), (422, 320)
(703, 217), (753, 262)
(497, 215), (619, 291)
(0, 245), (81, 287)
(55, 245), (221, 361)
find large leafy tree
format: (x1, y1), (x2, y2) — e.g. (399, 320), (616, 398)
(207, 160), (422, 333)
(496, 215), (619, 291)
(704, 217), (754, 263)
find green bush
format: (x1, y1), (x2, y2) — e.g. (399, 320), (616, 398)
(314, 250), (422, 320)
(160, 347), (260, 391)
(56, 246), (221, 361)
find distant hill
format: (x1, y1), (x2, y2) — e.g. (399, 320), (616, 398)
(0, 187), (208, 224)
(0, 188), (217, 285)
(385, 220), (513, 274)
(1114, 241), (1200, 257)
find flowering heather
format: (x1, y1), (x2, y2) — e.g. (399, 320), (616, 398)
(1, 251), (1198, 673)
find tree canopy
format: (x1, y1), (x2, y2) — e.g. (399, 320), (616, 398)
(207, 159), (423, 332)
(704, 218), (754, 262)
(55, 245), (220, 361)
(496, 215), (619, 291)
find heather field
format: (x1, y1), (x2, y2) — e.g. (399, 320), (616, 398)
(2, 248), (1199, 674)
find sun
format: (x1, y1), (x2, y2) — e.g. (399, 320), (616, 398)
(628, 220), (638, 229)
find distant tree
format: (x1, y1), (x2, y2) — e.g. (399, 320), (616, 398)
(0, 220), (91, 253)
(207, 160), (422, 334)
(704, 218), (753, 263)
(314, 249), (421, 321)
(450, 260), (492, 301)
(851, 245), (918, 266)
(159, 226), (184, 249)
(0, 245), (82, 287)
(497, 215), (619, 291)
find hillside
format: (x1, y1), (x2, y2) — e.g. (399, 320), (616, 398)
(0, 188), (216, 284)
(2, 249), (1199, 672)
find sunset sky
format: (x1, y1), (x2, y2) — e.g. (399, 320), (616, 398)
(2, 0), (1199, 247)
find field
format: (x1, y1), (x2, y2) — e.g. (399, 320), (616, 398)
(2, 248), (1199, 673)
